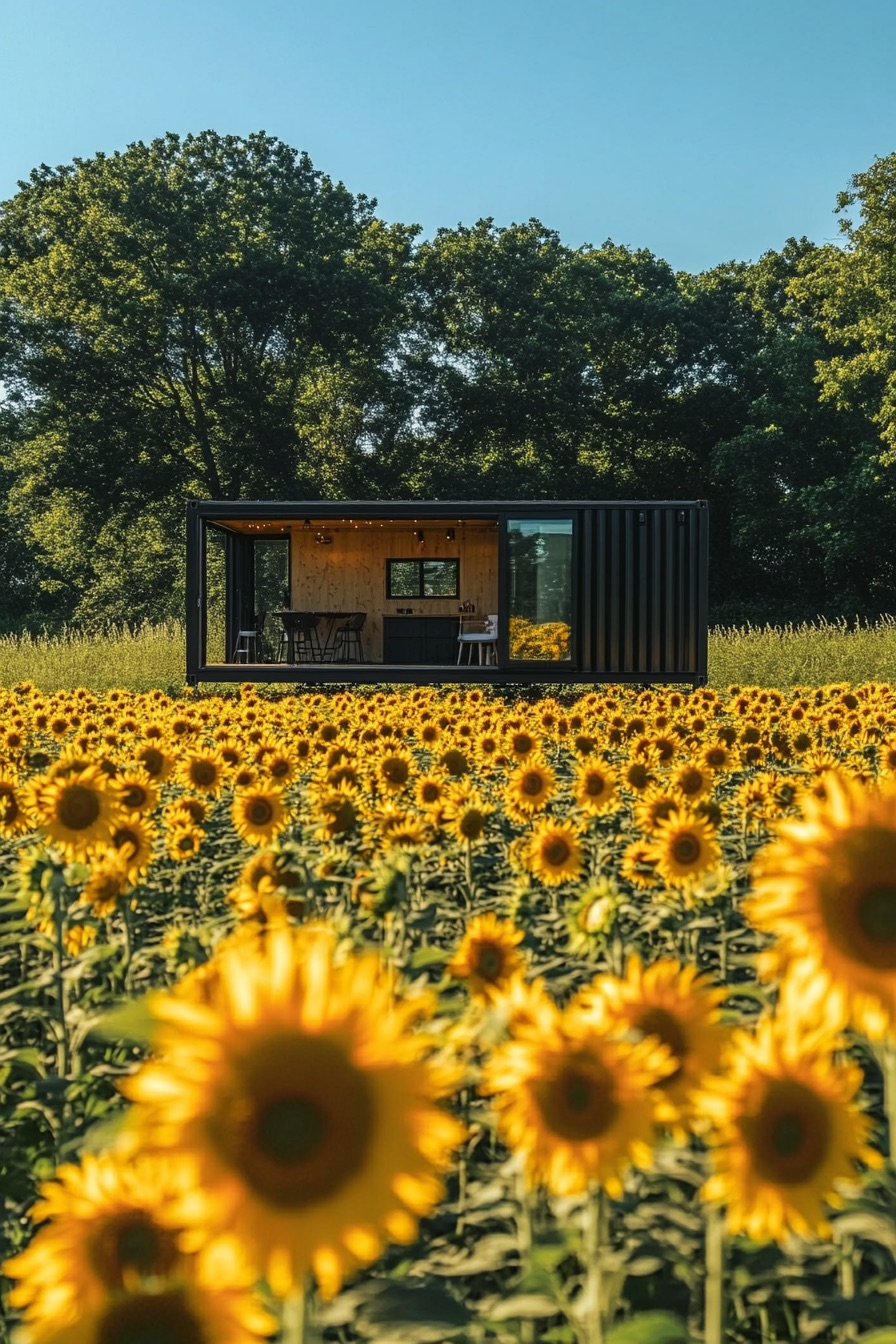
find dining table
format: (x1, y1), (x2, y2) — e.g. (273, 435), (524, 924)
(272, 611), (355, 662)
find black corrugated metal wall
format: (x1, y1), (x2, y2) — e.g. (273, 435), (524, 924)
(590, 504), (707, 679)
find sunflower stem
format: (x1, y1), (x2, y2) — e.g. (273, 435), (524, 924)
(580, 1183), (606, 1344)
(834, 1226), (857, 1341)
(50, 874), (70, 1083)
(514, 1164), (536, 1344)
(281, 1281), (307, 1344)
(882, 1041), (896, 1159)
(703, 1200), (726, 1344)
(121, 897), (134, 990)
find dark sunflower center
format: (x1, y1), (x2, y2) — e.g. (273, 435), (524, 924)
(856, 884), (896, 945)
(535, 1058), (618, 1141)
(584, 773), (606, 797)
(139, 748), (164, 777)
(89, 1212), (179, 1291)
(747, 1079), (831, 1185)
(382, 759), (409, 785)
(521, 772), (545, 797)
(459, 809), (486, 839)
(672, 835), (700, 865)
(679, 769), (704, 795)
(513, 735), (534, 755)
(96, 1288), (206, 1344)
(214, 1033), (374, 1209)
(256, 1095), (325, 1165)
(543, 837), (571, 867)
(191, 761), (217, 787)
(247, 798), (274, 826)
(421, 782), (441, 803)
(121, 785), (148, 809)
(475, 943), (505, 980)
(636, 1007), (687, 1084)
(58, 784), (101, 830)
(113, 829), (141, 856)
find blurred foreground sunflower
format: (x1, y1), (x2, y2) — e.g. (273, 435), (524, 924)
(746, 771), (896, 1033)
(3, 1150), (199, 1340)
(121, 924), (466, 1300)
(699, 1015), (881, 1242)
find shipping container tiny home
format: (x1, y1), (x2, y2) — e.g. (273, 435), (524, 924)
(185, 500), (709, 686)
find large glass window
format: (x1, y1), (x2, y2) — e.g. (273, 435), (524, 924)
(507, 519), (573, 661)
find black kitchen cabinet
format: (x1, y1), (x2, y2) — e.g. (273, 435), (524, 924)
(383, 617), (460, 664)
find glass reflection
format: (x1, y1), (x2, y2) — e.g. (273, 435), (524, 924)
(507, 519), (572, 661)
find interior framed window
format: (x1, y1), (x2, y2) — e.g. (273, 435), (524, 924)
(386, 558), (459, 598)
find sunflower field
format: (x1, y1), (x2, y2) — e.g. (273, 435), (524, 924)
(2, 679), (896, 1344)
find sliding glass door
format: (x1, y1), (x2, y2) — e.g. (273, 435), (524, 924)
(505, 518), (575, 663)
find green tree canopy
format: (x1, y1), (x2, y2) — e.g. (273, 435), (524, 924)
(0, 130), (416, 625)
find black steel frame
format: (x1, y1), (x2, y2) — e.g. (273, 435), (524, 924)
(185, 499), (709, 686)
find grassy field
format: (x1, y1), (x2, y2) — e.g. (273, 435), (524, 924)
(1, 615), (895, 693)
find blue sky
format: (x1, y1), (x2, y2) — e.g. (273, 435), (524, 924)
(2, 0), (894, 274)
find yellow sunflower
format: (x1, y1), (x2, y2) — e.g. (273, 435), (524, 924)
(79, 854), (133, 917)
(0, 773), (32, 838)
(7, 1236), (275, 1344)
(371, 748), (415, 795)
(120, 924), (466, 1301)
(27, 765), (123, 858)
(166, 826), (205, 863)
(619, 839), (660, 891)
(2, 1151), (195, 1337)
(311, 783), (360, 841)
(671, 762), (714, 803)
(523, 819), (584, 887)
(505, 758), (557, 817)
(576, 957), (730, 1131)
(446, 913), (525, 999)
(108, 814), (156, 884)
(232, 787), (290, 848)
(479, 979), (672, 1197)
(746, 771), (896, 1033)
(177, 750), (228, 796)
(648, 812), (722, 890)
(573, 762), (620, 816)
(111, 767), (159, 815)
(699, 1015), (881, 1242)
(442, 785), (494, 844)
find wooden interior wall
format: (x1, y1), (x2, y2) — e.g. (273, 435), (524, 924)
(288, 524), (499, 662)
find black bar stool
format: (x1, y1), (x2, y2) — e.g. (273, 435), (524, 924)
(332, 612), (366, 662)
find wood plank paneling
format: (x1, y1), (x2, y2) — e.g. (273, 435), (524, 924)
(288, 522), (499, 662)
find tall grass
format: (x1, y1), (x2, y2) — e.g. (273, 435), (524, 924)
(0, 621), (189, 694)
(706, 614), (896, 688)
(1, 615), (895, 693)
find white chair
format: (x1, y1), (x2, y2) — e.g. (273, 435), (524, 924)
(457, 614), (498, 665)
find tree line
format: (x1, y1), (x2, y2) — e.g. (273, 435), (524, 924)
(1, 129), (895, 632)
